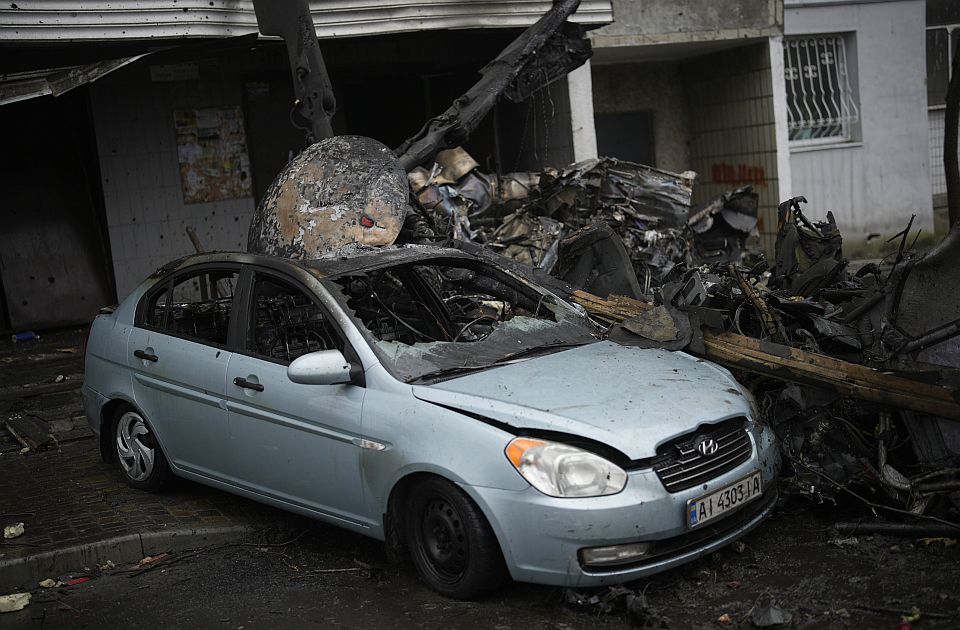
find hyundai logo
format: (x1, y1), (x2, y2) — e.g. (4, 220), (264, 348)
(696, 438), (719, 456)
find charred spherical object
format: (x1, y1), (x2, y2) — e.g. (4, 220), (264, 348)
(248, 135), (407, 258)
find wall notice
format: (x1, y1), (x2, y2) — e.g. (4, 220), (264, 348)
(174, 106), (252, 204)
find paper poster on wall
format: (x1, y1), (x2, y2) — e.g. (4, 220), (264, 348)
(174, 106), (252, 204)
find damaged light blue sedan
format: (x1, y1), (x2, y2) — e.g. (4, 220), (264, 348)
(83, 245), (779, 598)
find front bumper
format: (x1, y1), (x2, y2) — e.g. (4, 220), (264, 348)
(465, 427), (779, 587)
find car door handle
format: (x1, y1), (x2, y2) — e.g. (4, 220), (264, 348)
(233, 377), (264, 392)
(134, 349), (158, 362)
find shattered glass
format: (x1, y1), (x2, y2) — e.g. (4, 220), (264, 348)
(324, 258), (600, 382)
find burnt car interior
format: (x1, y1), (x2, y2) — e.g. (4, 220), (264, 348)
(146, 270), (239, 345)
(333, 261), (556, 345)
(248, 275), (343, 363)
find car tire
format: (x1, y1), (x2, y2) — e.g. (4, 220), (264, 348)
(112, 406), (174, 492)
(405, 477), (506, 599)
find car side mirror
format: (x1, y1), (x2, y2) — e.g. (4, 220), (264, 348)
(287, 349), (352, 385)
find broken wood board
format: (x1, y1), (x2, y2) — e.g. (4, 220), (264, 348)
(4, 413), (55, 450)
(570, 290), (960, 421)
(702, 331), (960, 421)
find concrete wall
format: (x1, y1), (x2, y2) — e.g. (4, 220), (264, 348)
(90, 60), (256, 299)
(683, 42), (782, 252)
(785, 0), (932, 239)
(591, 61), (691, 173)
(593, 0), (782, 47)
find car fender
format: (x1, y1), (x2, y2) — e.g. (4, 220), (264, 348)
(359, 387), (531, 521)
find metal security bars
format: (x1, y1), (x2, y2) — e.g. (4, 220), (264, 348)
(783, 35), (859, 144)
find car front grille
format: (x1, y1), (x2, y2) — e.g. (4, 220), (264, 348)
(652, 417), (752, 493)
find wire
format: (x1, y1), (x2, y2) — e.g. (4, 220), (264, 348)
(787, 454), (960, 531)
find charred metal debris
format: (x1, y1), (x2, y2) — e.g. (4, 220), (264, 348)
(403, 154), (960, 529)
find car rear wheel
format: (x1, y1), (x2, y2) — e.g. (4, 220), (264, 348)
(113, 407), (173, 492)
(405, 477), (506, 599)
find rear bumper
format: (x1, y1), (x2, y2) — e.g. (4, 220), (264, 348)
(81, 384), (107, 437)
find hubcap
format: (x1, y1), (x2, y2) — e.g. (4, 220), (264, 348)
(115, 412), (155, 481)
(420, 497), (467, 581)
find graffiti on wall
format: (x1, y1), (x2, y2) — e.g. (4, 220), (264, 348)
(174, 106), (252, 204)
(711, 162), (767, 188)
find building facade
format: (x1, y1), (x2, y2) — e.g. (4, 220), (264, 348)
(783, 0), (933, 244)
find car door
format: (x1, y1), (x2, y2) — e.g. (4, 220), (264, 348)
(223, 266), (368, 525)
(126, 265), (241, 480)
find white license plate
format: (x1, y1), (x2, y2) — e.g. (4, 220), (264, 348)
(686, 471), (762, 529)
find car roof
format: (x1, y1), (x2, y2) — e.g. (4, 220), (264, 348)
(149, 244), (475, 281)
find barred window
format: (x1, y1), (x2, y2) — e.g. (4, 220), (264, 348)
(783, 35), (859, 144)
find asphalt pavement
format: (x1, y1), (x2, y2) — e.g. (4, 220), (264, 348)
(1, 329), (959, 628)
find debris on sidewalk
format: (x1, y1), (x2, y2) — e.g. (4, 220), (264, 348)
(750, 598), (793, 627)
(10, 331), (39, 344)
(0, 592), (30, 613)
(2, 523), (24, 539)
(136, 553), (171, 568)
(57, 573), (93, 587)
(4, 413), (56, 452)
(38, 579), (62, 588)
(563, 585), (667, 626)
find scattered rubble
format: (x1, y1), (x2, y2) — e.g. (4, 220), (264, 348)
(0, 592), (30, 613)
(399, 146), (960, 530)
(4, 413), (56, 452)
(2, 522), (23, 539)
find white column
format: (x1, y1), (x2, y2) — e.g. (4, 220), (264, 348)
(768, 35), (793, 203)
(566, 59), (598, 162)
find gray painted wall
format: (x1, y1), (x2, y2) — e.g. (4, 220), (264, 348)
(785, 0), (932, 238)
(593, 0), (782, 46)
(591, 62), (691, 173)
(90, 62), (256, 300)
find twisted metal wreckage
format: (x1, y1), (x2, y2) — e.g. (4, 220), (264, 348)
(247, 0), (960, 532)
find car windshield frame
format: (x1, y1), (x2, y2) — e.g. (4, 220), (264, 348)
(319, 255), (602, 383)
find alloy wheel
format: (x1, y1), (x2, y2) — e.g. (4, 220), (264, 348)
(115, 411), (155, 482)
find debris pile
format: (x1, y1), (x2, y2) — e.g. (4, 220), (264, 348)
(407, 149), (759, 299)
(407, 154), (960, 528)
(573, 200), (960, 527)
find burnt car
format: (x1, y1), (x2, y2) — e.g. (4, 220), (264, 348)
(82, 244), (779, 598)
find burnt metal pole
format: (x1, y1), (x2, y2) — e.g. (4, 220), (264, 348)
(946, 39), (960, 227)
(394, 0), (585, 172)
(253, 0), (336, 143)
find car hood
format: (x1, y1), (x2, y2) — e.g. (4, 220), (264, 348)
(411, 341), (751, 460)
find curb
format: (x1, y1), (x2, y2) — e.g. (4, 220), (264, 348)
(0, 524), (253, 591)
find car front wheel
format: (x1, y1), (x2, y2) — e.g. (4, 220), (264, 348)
(406, 477), (506, 599)
(113, 407), (173, 492)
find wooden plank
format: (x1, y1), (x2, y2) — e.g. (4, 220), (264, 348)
(702, 331), (960, 421)
(569, 290), (960, 420)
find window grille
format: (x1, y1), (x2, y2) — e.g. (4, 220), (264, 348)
(783, 35), (859, 143)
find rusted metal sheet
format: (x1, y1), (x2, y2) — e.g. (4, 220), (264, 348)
(247, 135), (407, 259)
(0, 1), (613, 43)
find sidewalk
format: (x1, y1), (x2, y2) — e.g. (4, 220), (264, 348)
(0, 436), (294, 589)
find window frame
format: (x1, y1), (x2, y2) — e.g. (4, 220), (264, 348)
(134, 262), (245, 351)
(783, 33), (860, 147)
(233, 265), (360, 371)
(927, 24), (960, 111)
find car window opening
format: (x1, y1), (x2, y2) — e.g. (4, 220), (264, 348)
(250, 276), (343, 363)
(333, 263), (556, 346)
(161, 270), (239, 345)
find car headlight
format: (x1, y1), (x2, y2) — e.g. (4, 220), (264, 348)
(505, 437), (627, 498)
